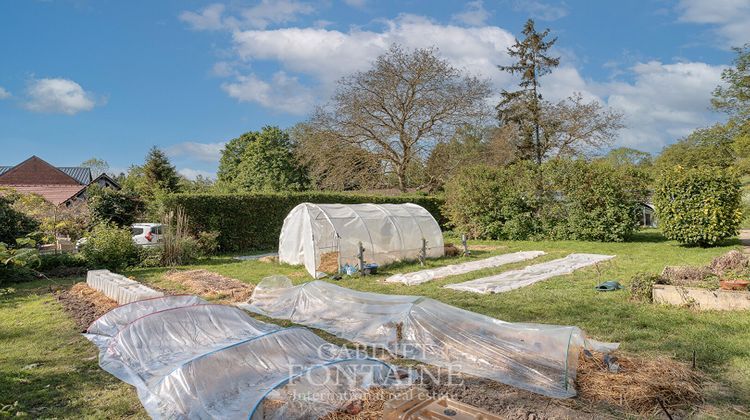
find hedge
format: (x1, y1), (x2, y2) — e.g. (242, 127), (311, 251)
(165, 192), (446, 251)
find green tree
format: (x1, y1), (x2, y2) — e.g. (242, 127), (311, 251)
(88, 185), (144, 227)
(654, 124), (734, 172)
(218, 126), (308, 192)
(497, 19), (560, 165)
(712, 43), (750, 119)
(80, 158), (110, 178)
(654, 166), (742, 246)
(0, 195), (39, 245)
(143, 147), (181, 194)
(603, 147), (653, 168)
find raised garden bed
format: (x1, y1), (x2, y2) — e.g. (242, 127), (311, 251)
(653, 284), (750, 310)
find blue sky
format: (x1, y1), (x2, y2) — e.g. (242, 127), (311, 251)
(0, 0), (748, 178)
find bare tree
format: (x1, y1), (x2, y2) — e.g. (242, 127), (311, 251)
(290, 122), (383, 191)
(544, 93), (624, 158)
(315, 44), (492, 191)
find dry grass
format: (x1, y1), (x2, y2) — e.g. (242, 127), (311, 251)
(660, 265), (713, 286)
(318, 252), (340, 274)
(164, 269), (254, 302)
(577, 351), (704, 416)
(444, 243), (461, 257)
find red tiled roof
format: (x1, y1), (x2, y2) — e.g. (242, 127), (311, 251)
(1, 184), (87, 205)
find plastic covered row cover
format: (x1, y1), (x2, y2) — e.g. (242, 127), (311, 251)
(278, 203), (444, 278)
(85, 296), (394, 419)
(243, 277), (618, 399)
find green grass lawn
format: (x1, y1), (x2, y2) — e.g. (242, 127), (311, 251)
(2, 230), (749, 417)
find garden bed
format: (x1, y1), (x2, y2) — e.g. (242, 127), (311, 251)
(163, 269), (254, 302)
(55, 283), (118, 331)
(653, 284), (750, 310)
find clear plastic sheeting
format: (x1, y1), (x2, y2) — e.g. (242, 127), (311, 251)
(86, 295), (206, 338)
(243, 277), (618, 399)
(278, 203), (444, 278)
(85, 296), (393, 419)
(385, 251), (546, 285)
(445, 253), (615, 294)
(86, 269), (163, 304)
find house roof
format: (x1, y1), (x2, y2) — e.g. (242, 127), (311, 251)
(0, 156), (84, 185)
(2, 184), (87, 205)
(57, 167), (93, 185)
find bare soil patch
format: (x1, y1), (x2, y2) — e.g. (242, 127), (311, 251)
(55, 283), (118, 332)
(164, 269), (254, 302)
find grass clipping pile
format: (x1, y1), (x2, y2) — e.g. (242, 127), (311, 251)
(577, 351), (703, 415)
(164, 269), (253, 302)
(55, 283), (118, 332)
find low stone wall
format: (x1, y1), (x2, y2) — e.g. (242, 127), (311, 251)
(652, 284), (750, 310)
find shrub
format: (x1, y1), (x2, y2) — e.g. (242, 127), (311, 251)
(37, 253), (88, 277)
(88, 186), (144, 227)
(164, 192), (445, 251)
(629, 272), (663, 302)
(81, 224), (139, 270)
(196, 231), (220, 256)
(443, 160), (643, 241)
(654, 166), (743, 246)
(0, 238), (41, 284)
(443, 165), (538, 240)
(138, 245), (163, 268)
(0, 195), (39, 245)
(542, 159), (642, 242)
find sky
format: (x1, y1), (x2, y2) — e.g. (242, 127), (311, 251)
(0, 0), (748, 179)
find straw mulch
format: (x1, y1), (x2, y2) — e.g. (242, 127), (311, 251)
(55, 282), (118, 331)
(576, 351), (704, 416)
(164, 269), (254, 302)
(320, 387), (394, 420)
(318, 252), (340, 274)
(444, 243), (461, 257)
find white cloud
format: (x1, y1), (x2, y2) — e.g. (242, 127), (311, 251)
(24, 78), (98, 115)
(221, 71), (316, 114)
(596, 61), (725, 151)
(452, 1), (491, 26)
(677, 0), (750, 48)
(180, 0), (314, 31)
(167, 141), (225, 163)
(190, 11), (723, 154)
(179, 3), (226, 31)
(511, 0), (568, 21)
(231, 14), (517, 95)
(178, 168), (215, 180)
(0, 86), (10, 99)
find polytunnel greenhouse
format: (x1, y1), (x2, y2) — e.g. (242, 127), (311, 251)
(279, 203), (444, 277)
(244, 276), (618, 399)
(85, 296), (395, 419)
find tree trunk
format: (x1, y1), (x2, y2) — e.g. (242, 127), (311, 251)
(396, 164), (407, 192)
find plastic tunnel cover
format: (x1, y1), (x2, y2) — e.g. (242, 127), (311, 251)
(243, 278), (619, 399)
(85, 296), (395, 419)
(278, 203), (444, 277)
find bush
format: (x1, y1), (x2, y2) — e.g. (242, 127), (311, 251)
(196, 231), (220, 256)
(81, 224), (139, 270)
(0, 238), (41, 285)
(443, 164), (538, 240)
(0, 196), (39, 245)
(654, 166), (743, 246)
(88, 186), (144, 227)
(164, 192), (445, 251)
(629, 272), (663, 302)
(443, 159), (643, 241)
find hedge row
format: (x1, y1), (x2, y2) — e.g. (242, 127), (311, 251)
(165, 192), (446, 251)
